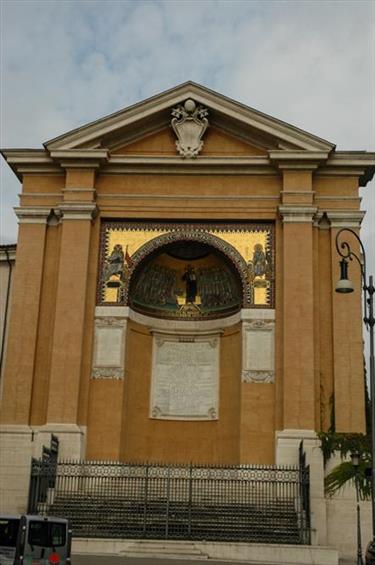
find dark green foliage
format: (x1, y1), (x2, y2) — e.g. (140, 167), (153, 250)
(318, 431), (371, 465)
(318, 431), (372, 499)
(324, 458), (372, 499)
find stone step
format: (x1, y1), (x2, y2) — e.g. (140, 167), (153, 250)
(120, 540), (209, 559)
(122, 552), (208, 560)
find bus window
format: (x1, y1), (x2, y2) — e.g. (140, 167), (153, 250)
(50, 522), (66, 547)
(28, 520), (48, 547)
(28, 520), (66, 547)
(0, 518), (19, 547)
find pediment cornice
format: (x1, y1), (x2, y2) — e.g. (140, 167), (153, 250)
(1, 83), (374, 186)
(2, 147), (375, 186)
(44, 82), (335, 153)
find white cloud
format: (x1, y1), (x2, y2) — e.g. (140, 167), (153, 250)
(1, 0), (374, 254)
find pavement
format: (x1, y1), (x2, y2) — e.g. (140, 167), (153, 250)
(71, 556), (355, 565)
(71, 557), (304, 565)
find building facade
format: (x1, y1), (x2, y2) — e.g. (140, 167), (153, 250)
(1, 83), (374, 557)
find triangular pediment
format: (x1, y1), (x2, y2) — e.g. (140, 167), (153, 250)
(44, 82), (335, 154)
(111, 126), (268, 157)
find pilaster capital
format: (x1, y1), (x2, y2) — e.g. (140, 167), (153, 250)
(14, 207), (51, 224)
(325, 210), (365, 228)
(278, 205), (317, 223)
(269, 150), (329, 170)
(50, 149), (108, 169)
(58, 203), (98, 221)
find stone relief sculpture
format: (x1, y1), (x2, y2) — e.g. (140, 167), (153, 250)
(171, 99), (209, 158)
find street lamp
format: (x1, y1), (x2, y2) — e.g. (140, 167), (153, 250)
(351, 451), (364, 564)
(335, 228), (375, 564)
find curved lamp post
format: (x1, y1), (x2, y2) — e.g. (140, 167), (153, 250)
(351, 451), (364, 564)
(335, 228), (375, 563)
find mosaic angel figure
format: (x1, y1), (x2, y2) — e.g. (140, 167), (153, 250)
(104, 244), (125, 286)
(247, 243), (269, 283)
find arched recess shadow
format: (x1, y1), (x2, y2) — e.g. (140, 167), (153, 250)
(124, 230), (251, 308)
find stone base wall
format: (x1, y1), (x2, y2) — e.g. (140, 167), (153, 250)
(1, 425), (369, 561)
(0, 425), (34, 514)
(0, 424), (86, 514)
(276, 430), (372, 562)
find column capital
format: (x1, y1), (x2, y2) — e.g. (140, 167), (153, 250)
(14, 207), (51, 224)
(278, 205), (317, 223)
(49, 149), (109, 169)
(58, 203), (98, 221)
(325, 210), (365, 228)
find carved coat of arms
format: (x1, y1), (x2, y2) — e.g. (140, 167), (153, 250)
(171, 99), (209, 158)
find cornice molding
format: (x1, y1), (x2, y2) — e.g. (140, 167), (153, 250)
(58, 203), (98, 221)
(96, 193), (279, 201)
(2, 146), (374, 185)
(44, 81), (335, 152)
(269, 150), (329, 171)
(50, 149), (109, 169)
(0, 245), (17, 261)
(278, 205), (317, 223)
(14, 207), (51, 224)
(103, 154), (275, 176)
(326, 210), (365, 228)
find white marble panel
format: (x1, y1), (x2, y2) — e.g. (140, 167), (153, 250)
(95, 327), (123, 366)
(242, 319), (275, 383)
(151, 333), (219, 420)
(92, 317), (127, 379)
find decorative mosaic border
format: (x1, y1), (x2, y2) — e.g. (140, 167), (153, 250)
(97, 220), (275, 310)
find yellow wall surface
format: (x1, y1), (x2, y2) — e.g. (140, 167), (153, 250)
(100, 321), (243, 465)
(0, 123), (367, 466)
(112, 127), (267, 156)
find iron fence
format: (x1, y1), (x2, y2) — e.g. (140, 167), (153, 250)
(28, 457), (310, 544)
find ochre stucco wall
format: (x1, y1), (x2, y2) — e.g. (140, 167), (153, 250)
(0, 126), (367, 465)
(94, 321), (243, 465)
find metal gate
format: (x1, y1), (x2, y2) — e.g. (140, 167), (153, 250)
(28, 454), (310, 544)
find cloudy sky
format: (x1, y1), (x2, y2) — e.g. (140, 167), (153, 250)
(1, 0), (374, 258)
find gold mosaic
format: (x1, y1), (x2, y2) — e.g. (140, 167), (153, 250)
(97, 221), (274, 315)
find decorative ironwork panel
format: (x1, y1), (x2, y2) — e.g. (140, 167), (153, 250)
(28, 458), (310, 545)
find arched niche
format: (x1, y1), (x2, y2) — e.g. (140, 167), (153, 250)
(125, 231), (251, 319)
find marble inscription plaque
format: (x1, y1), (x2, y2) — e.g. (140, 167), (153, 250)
(151, 336), (219, 420)
(96, 327), (123, 366)
(92, 317), (127, 379)
(242, 320), (275, 383)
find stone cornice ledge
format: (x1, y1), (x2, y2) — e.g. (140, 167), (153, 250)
(58, 203), (98, 220)
(103, 155), (274, 176)
(269, 150), (329, 170)
(326, 210), (365, 228)
(278, 205), (317, 223)
(14, 207), (51, 224)
(49, 149), (109, 169)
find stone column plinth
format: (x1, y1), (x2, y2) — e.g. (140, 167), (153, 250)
(276, 429), (327, 546)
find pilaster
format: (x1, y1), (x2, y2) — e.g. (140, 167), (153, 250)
(45, 190), (97, 457)
(326, 210), (366, 432)
(279, 204), (317, 430)
(0, 207), (50, 423)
